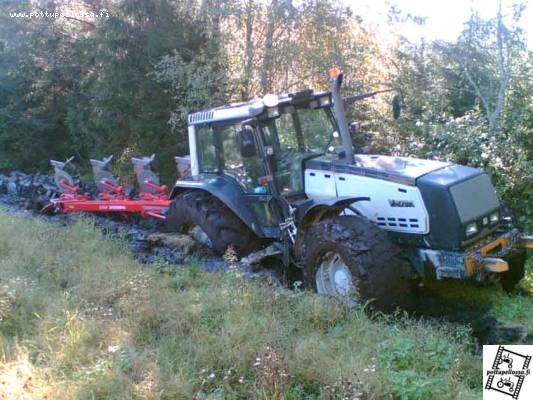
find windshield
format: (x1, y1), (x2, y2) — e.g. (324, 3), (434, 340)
(262, 107), (337, 155)
(261, 106), (339, 195)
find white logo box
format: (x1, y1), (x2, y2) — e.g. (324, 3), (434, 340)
(483, 345), (532, 400)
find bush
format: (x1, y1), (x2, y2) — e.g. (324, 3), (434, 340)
(399, 112), (532, 230)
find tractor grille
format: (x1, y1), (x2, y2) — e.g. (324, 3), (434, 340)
(450, 174), (499, 223)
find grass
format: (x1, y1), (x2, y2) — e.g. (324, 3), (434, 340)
(0, 212), (530, 399)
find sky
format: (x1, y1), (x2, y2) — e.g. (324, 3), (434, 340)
(345, 0), (532, 46)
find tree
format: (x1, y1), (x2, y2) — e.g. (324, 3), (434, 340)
(438, 2), (527, 132)
(0, 0), (83, 170)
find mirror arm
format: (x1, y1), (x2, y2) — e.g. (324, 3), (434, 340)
(343, 88), (398, 105)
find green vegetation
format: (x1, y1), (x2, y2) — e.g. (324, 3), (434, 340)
(0, 1), (531, 224)
(0, 211), (498, 399)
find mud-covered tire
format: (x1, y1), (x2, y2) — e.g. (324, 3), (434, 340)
(168, 191), (261, 256)
(500, 249), (526, 292)
(296, 215), (414, 312)
(165, 194), (194, 233)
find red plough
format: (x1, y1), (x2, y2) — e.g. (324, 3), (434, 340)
(43, 154), (171, 220)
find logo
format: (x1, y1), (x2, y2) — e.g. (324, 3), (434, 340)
(388, 199), (415, 207)
(484, 345), (532, 399)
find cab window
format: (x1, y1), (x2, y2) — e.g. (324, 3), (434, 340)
(196, 125), (218, 173)
(216, 123), (267, 194)
(262, 107), (338, 195)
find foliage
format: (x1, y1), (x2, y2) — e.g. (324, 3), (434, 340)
(391, 5), (531, 227)
(378, 337), (457, 400)
(0, 0), (530, 221)
(0, 0), (222, 182)
(64, 0), (213, 181)
(0, 0), (75, 170)
(154, 51), (229, 132)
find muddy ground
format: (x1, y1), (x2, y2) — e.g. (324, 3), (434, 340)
(0, 170), (529, 349)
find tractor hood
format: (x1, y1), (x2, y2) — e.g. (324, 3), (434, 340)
(305, 155), (450, 185)
(304, 154), (501, 249)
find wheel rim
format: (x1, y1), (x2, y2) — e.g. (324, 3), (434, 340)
(315, 251), (357, 299)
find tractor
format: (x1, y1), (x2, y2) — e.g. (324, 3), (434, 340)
(497, 377), (515, 392)
(167, 68), (531, 311)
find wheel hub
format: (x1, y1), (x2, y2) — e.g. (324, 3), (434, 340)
(315, 251), (357, 299)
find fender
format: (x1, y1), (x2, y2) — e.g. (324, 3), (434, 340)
(170, 173), (267, 238)
(296, 196), (370, 228)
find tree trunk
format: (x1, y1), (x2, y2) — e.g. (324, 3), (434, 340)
(260, 0), (278, 94)
(241, 0), (255, 100)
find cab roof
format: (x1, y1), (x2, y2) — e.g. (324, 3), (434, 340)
(187, 90), (331, 126)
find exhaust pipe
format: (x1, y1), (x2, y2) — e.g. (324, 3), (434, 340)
(329, 68), (354, 164)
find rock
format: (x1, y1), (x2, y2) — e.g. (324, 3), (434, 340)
(146, 232), (196, 254)
(135, 253), (155, 264)
(131, 237), (151, 253)
(7, 181), (17, 196)
(152, 246), (187, 264)
(241, 244), (282, 267)
(190, 226), (212, 248)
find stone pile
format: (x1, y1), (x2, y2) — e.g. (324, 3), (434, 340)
(0, 171), (57, 209)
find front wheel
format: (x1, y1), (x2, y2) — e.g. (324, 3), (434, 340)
(296, 215), (414, 312)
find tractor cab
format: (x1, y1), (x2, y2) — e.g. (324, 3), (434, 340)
(247, 91), (342, 197)
(179, 89), (346, 241)
(187, 90), (340, 198)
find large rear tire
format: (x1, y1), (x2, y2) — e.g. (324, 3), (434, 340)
(165, 193), (194, 233)
(168, 191), (261, 257)
(296, 215), (414, 312)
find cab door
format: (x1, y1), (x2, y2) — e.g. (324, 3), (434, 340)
(215, 123), (279, 233)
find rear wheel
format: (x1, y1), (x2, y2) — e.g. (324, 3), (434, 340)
(165, 193), (194, 233)
(296, 215), (414, 312)
(168, 191), (261, 257)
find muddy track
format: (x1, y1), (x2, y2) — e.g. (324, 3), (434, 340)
(0, 171), (283, 283)
(0, 170), (529, 349)
(413, 286), (529, 349)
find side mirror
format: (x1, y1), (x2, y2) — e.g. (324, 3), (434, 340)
(237, 126), (257, 158)
(392, 94), (402, 119)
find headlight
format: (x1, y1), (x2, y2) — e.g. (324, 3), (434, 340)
(482, 216), (489, 226)
(466, 222), (478, 236)
(490, 211), (499, 224)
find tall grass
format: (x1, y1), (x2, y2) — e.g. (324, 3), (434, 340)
(0, 212), (490, 399)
